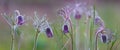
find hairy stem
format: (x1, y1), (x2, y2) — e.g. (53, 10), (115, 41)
(33, 30), (39, 50)
(95, 33), (98, 50)
(11, 27), (15, 50)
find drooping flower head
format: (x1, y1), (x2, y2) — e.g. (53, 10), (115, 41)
(2, 10), (24, 27)
(45, 27), (53, 38)
(33, 12), (53, 38)
(58, 5), (73, 34)
(94, 16), (113, 43)
(62, 24), (69, 34)
(101, 34), (108, 43)
(94, 12), (105, 35)
(99, 29), (113, 43)
(73, 3), (87, 20)
(74, 10), (82, 20)
(16, 15), (24, 25)
(15, 10), (24, 26)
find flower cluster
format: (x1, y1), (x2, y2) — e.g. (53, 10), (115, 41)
(1, 2), (115, 50)
(58, 3), (88, 34)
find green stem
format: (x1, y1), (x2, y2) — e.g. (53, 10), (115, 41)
(11, 31), (15, 50)
(95, 33), (98, 50)
(33, 30), (39, 50)
(11, 26), (15, 50)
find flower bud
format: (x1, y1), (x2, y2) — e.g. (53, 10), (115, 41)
(101, 34), (108, 43)
(17, 15), (24, 25)
(62, 24), (69, 33)
(45, 27), (53, 38)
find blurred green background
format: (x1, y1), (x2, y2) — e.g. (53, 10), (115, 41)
(0, 0), (120, 50)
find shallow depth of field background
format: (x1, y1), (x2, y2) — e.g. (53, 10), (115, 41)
(0, 0), (120, 50)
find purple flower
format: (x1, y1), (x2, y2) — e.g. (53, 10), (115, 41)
(101, 34), (108, 43)
(73, 3), (87, 19)
(74, 11), (82, 20)
(62, 24), (69, 33)
(45, 27), (53, 38)
(17, 15), (24, 25)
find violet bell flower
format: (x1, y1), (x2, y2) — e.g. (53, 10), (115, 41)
(73, 3), (87, 20)
(16, 15), (24, 25)
(62, 24), (69, 34)
(45, 27), (53, 38)
(74, 10), (82, 20)
(15, 10), (24, 26)
(100, 34), (108, 43)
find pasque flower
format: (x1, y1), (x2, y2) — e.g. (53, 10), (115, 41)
(33, 12), (53, 38)
(16, 15), (24, 25)
(15, 10), (24, 26)
(94, 11), (105, 50)
(62, 24), (69, 33)
(73, 3), (87, 20)
(2, 10), (24, 50)
(58, 6), (73, 34)
(74, 10), (82, 20)
(95, 14), (105, 35)
(45, 27), (53, 38)
(101, 34), (108, 43)
(58, 5), (74, 50)
(2, 10), (24, 26)
(99, 29), (113, 43)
